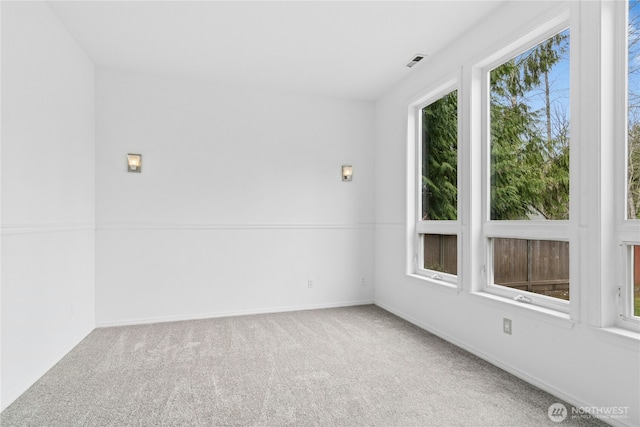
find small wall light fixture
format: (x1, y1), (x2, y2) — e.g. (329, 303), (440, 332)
(342, 165), (353, 182)
(127, 154), (142, 173)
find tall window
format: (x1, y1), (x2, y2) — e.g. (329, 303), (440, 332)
(629, 0), (640, 221)
(421, 90), (458, 223)
(486, 28), (571, 308)
(490, 29), (570, 222)
(416, 89), (458, 281)
(623, 0), (640, 325)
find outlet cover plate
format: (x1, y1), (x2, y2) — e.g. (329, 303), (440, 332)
(503, 318), (512, 335)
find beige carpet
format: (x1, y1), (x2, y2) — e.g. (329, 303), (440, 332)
(1, 305), (606, 426)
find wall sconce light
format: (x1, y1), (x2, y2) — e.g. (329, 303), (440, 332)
(342, 165), (353, 182)
(127, 154), (142, 173)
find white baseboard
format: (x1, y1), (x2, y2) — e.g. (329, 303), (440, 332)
(374, 301), (633, 427)
(1, 322), (94, 412)
(96, 300), (375, 328)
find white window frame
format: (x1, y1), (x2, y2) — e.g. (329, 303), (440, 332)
(479, 16), (573, 314)
(616, 0), (640, 332)
(406, 76), (461, 288)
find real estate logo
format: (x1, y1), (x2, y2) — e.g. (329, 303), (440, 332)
(548, 402), (568, 423)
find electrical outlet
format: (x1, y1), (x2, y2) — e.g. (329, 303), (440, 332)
(307, 278), (314, 288)
(361, 277), (366, 286)
(503, 318), (512, 335)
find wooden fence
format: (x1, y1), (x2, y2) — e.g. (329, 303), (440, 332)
(423, 234), (457, 275)
(493, 238), (569, 293)
(422, 236), (570, 296)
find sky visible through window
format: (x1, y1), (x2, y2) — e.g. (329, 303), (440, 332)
(520, 30), (570, 136)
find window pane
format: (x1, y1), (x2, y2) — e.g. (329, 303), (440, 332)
(421, 91), (457, 220)
(493, 238), (569, 301)
(634, 246), (640, 317)
(490, 30), (570, 220)
(423, 234), (457, 275)
(629, 0), (640, 219)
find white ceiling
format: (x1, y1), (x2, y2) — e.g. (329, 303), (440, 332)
(48, 1), (505, 101)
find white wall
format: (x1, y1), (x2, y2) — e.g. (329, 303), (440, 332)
(374, 1), (639, 426)
(1, 2), (95, 410)
(95, 69), (374, 325)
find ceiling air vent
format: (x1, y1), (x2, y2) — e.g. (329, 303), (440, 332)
(406, 54), (426, 68)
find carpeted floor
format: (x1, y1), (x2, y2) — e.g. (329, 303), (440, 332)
(1, 305), (607, 426)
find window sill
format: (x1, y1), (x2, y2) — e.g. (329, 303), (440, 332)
(592, 326), (640, 351)
(406, 273), (461, 295)
(469, 291), (576, 330)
